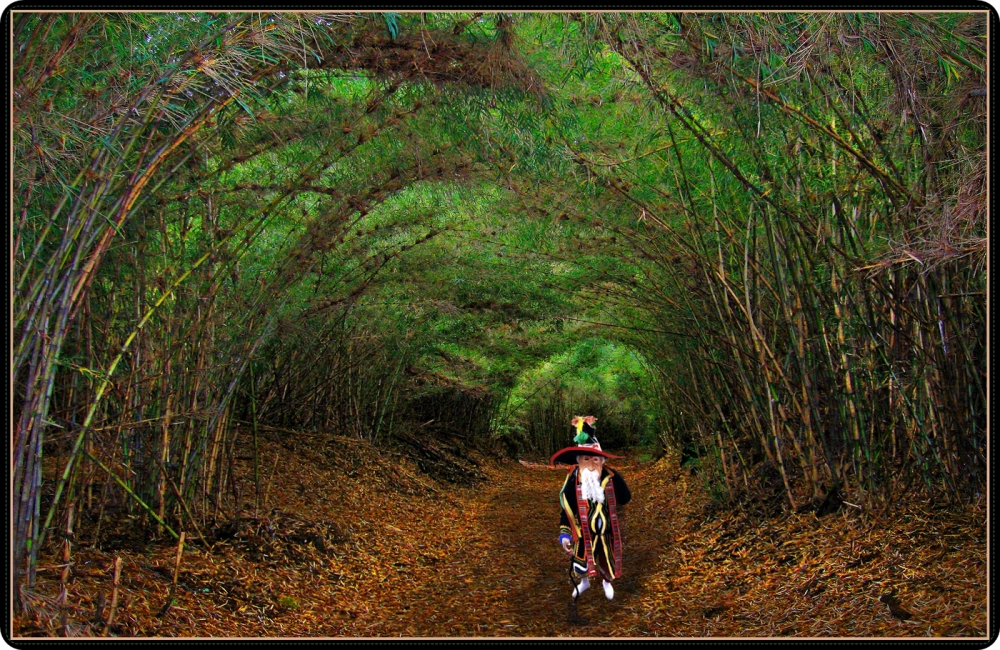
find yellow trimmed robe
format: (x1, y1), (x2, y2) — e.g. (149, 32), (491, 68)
(558, 466), (631, 580)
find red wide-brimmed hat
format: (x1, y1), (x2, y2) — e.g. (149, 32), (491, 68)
(549, 416), (624, 466)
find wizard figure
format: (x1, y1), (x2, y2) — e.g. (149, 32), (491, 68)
(553, 416), (631, 601)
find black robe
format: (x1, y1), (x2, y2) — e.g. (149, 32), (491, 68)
(558, 466), (631, 579)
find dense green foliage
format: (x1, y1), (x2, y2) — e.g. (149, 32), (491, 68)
(498, 338), (656, 456)
(11, 11), (987, 604)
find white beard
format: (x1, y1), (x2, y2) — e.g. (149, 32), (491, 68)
(580, 467), (605, 504)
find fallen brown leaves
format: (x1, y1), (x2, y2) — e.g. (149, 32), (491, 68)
(608, 457), (987, 638)
(12, 435), (988, 639)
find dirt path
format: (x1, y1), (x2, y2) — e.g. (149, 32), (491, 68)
(338, 455), (688, 637)
(14, 437), (987, 639)
(300, 448), (987, 638)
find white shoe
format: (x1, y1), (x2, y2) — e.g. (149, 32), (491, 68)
(603, 580), (614, 600)
(573, 575), (590, 599)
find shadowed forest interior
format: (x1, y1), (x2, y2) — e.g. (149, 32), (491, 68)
(9, 10), (989, 639)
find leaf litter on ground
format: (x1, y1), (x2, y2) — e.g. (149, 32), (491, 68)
(13, 430), (987, 638)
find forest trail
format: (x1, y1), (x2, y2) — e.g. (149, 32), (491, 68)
(15, 433), (986, 639)
(349, 456), (678, 636)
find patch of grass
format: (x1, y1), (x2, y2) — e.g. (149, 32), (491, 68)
(278, 596), (300, 610)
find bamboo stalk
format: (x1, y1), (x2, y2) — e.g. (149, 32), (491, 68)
(58, 504), (74, 636)
(103, 556), (122, 635)
(157, 531), (185, 617)
(84, 449), (179, 539)
(249, 365), (261, 517)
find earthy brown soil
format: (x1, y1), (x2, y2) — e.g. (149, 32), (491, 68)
(11, 432), (988, 639)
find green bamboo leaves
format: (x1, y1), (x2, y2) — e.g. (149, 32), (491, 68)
(580, 12), (986, 508)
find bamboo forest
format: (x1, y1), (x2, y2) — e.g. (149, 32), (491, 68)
(7, 10), (991, 640)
